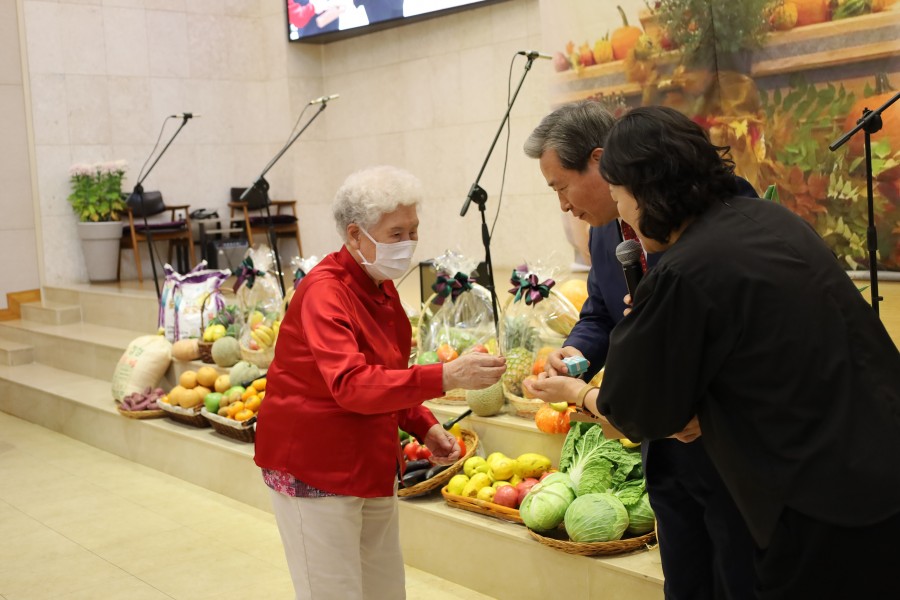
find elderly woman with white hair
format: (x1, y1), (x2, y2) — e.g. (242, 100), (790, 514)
(255, 166), (506, 600)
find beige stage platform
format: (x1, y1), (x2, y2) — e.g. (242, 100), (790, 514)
(0, 281), (664, 600)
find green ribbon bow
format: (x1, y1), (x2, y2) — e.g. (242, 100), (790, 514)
(508, 268), (555, 306)
(431, 271), (475, 305)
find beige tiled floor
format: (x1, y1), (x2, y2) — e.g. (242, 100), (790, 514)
(0, 412), (493, 600)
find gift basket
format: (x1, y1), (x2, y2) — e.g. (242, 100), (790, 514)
(500, 262), (580, 418)
(415, 251), (499, 404)
(198, 291), (241, 364)
(234, 246), (284, 369)
(158, 262), (231, 343)
(287, 254), (322, 309)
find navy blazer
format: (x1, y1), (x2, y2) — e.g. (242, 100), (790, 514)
(566, 177), (758, 379)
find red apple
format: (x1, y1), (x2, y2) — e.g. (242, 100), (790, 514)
(515, 477), (539, 506)
(493, 485), (519, 509)
(468, 344), (488, 354)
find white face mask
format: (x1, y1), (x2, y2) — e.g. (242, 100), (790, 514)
(356, 226), (417, 281)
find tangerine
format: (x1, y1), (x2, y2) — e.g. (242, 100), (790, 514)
(226, 400), (244, 418)
(244, 396), (261, 412)
(234, 409), (254, 422)
(252, 378), (267, 392)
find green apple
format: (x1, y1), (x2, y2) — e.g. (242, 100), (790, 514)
(204, 392), (223, 414)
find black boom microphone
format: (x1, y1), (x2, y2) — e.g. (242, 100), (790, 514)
(615, 239), (644, 300)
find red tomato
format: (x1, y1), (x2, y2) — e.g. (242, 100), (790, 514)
(403, 442), (419, 462)
(416, 445), (432, 460)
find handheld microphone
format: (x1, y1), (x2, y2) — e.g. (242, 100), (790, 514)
(170, 113), (200, 119)
(309, 94), (340, 105)
(517, 50), (552, 60)
(615, 239), (644, 301)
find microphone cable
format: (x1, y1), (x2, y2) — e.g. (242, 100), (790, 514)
(134, 115), (180, 278)
(488, 51), (520, 239)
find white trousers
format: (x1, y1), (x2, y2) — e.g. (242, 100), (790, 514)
(269, 488), (406, 600)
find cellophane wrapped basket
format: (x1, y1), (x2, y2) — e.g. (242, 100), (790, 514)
(415, 252), (500, 403)
(500, 263), (579, 417)
(234, 245), (284, 370)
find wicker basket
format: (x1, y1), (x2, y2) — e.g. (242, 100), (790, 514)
(197, 293), (217, 364)
(240, 344), (274, 369)
(200, 407), (255, 442)
(441, 486), (524, 524)
(428, 388), (467, 405)
(157, 400), (210, 428)
(398, 429), (479, 498)
(504, 388), (543, 419)
(527, 526), (657, 557)
(116, 404), (166, 419)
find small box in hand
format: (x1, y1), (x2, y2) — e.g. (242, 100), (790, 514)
(562, 356), (588, 378)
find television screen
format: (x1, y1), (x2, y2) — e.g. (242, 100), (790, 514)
(287, 0), (505, 43)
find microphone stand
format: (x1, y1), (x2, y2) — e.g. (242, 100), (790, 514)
(241, 101), (330, 297)
(829, 90), (900, 317)
(132, 115), (193, 300)
(459, 54), (539, 335)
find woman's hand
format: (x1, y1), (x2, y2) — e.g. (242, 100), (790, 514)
(422, 424), (460, 465)
(442, 352), (506, 391)
(545, 346), (586, 376)
(623, 293), (633, 317)
(521, 373), (585, 405)
(669, 415), (702, 443)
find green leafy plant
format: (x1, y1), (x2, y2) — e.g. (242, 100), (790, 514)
(67, 161), (128, 222)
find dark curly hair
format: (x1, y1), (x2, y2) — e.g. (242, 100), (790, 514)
(599, 106), (737, 244)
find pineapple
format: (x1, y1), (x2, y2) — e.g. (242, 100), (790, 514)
(501, 315), (537, 396)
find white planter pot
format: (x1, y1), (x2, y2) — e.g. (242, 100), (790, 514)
(77, 221), (123, 282)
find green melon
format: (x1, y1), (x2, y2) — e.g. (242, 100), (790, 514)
(211, 336), (241, 368)
(465, 382), (505, 417)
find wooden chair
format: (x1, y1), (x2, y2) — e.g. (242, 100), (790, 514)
(229, 187), (303, 256)
(119, 191), (195, 282)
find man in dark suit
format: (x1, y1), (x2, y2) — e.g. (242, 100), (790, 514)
(523, 100), (758, 600)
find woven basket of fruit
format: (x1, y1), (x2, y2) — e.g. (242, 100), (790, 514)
(200, 407), (256, 443)
(397, 429), (478, 498)
(441, 486), (524, 524)
(157, 400), (210, 427)
(527, 526), (656, 557)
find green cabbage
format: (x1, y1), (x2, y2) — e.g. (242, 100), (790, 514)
(625, 493), (655, 535)
(519, 481), (576, 532)
(564, 493), (629, 543)
(539, 472), (576, 495)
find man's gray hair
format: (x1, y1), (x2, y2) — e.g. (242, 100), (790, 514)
(333, 166), (423, 241)
(523, 100), (616, 172)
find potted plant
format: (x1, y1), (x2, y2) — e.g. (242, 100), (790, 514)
(67, 161), (128, 282)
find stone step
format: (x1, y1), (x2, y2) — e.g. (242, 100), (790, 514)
(0, 361), (664, 600)
(20, 300), (82, 326)
(0, 339), (33, 366)
(43, 284), (160, 332)
(0, 319), (145, 382)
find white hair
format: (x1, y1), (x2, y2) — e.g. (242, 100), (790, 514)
(332, 165), (423, 241)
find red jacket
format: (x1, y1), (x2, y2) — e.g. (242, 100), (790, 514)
(254, 246), (444, 497)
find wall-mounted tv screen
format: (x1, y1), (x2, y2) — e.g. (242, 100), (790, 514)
(287, 0), (506, 43)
